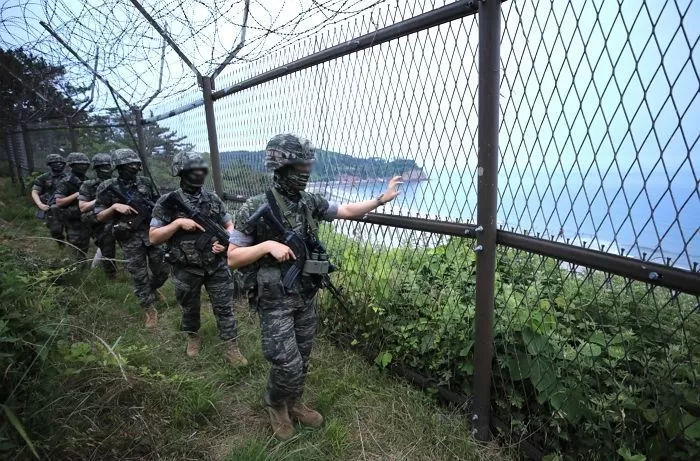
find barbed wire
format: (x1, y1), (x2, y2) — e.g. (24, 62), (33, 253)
(0, 0), (395, 112)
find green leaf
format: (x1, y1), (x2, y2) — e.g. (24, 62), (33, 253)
(350, 339), (359, 346)
(642, 409), (658, 423)
(374, 351), (393, 368)
(522, 328), (550, 356)
(579, 342), (602, 358)
(505, 352), (530, 380)
(682, 414), (700, 440)
(1, 405), (39, 459)
(459, 361), (475, 375)
(588, 331), (607, 346)
(616, 447), (646, 461)
(530, 357), (557, 396)
(458, 341), (474, 357)
(608, 345), (625, 359)
(549, 390), (566, 410)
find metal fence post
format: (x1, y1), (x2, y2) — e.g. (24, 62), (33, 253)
(67, 118), (78, 152)
(134, 108), (146, 158)
(21, 123), (35, 173)
(472, 0), (501, 441)
(201, 76), (224, 196)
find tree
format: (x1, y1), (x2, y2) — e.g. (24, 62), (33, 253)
(0, 48), (85, 128)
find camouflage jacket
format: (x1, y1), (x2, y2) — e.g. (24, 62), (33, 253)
(54, 174), (85, 220)
(32, 171), (68, 205)
(230, 189), (338, 292)
(79, 178), (107, 224)
(151, 188), (232, 270)
(94, 176), (159, 231)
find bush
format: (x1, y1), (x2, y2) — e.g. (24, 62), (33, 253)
(319, 230), (700, 460)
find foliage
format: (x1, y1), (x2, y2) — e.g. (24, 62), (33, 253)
(0, 48), (86, 127)
(0, 177), (490, 461)
(319, 230), (700, 460)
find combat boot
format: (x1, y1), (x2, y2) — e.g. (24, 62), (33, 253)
(186, 334), (201, 357)
(265, 403), (295, 440)
(223, 342), (248, 367)
(145, 306), (158, 329)
(289, 402), (324, 427)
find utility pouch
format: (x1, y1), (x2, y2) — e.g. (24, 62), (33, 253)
(302, 252), (330, 275)
(112, 222), (133, 241)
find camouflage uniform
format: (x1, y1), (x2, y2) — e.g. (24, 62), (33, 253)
(33, 153), (68, 247)
(94, 149), (169, 309)
(79, 153), (117, 277)
(230, 134), (339, 408)
(55, 153), (92, 259)
(151, 188), (237, 340)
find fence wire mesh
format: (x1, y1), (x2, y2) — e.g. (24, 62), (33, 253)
(2, 0), (699, 459)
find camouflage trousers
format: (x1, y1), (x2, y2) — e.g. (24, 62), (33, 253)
(93, 223), (116, 277)
(121, 230), (170, 308)
(64, 218), (91, 260)
(172, 264), (238, 341)
(259, 292), (317, 407)
(45, 208), (66, 248)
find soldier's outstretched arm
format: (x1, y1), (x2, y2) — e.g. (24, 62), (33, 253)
(336, 176), (403, 218)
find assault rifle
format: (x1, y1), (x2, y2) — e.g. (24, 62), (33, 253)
(243, 203), (350, 314)
(109, 185), (155, 233)
(161, 192), (230, 248)
(245, 203), (309, 289)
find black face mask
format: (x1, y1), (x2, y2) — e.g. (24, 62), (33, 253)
(274, 166), (311, 198)
(180, 169), (207, 194)
(118, 164), (141, 182)
(94, 166), (112, 180)
(71, 164), (89, 177)
(49, 163), (66, 174)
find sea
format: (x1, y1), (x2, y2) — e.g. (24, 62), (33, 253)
(308, 172), (699, 270)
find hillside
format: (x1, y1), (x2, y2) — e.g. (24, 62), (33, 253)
(220, 149), (428, 182)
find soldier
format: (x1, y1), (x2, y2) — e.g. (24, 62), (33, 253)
(94, 148), (169, 329)
(149, 152), (248, 366)
(30, 153), (68, 249)
(55, 152), (92, 260)
(227, 134), (401, 439)
(79, 153), (117, 279)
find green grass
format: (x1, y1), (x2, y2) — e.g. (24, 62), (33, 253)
(0, 177), (501, 461)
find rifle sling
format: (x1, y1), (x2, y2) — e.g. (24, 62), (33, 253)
(267, 189), (317, 242)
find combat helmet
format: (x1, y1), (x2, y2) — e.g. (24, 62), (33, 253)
(91, 153), (113, 168)
(45, 153), (66, 165)
(112, 148), (141, 166)
(171, 152), (208, 177)
(264, 134), (316, 171)
(65, 152), (90, 165)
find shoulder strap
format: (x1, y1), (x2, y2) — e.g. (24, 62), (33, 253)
(268, 189), (311, 242)
(266, 190), (285, 225)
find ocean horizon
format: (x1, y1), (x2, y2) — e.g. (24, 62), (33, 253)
(309, 172), (699, 270)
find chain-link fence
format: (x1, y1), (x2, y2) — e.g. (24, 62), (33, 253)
(3, 0), (699, 459)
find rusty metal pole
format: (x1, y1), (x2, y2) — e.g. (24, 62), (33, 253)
(201, 76), (224, 196)
(472, 0), (501, 441)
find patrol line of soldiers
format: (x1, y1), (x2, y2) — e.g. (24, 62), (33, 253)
(32, 134), (402, 440)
